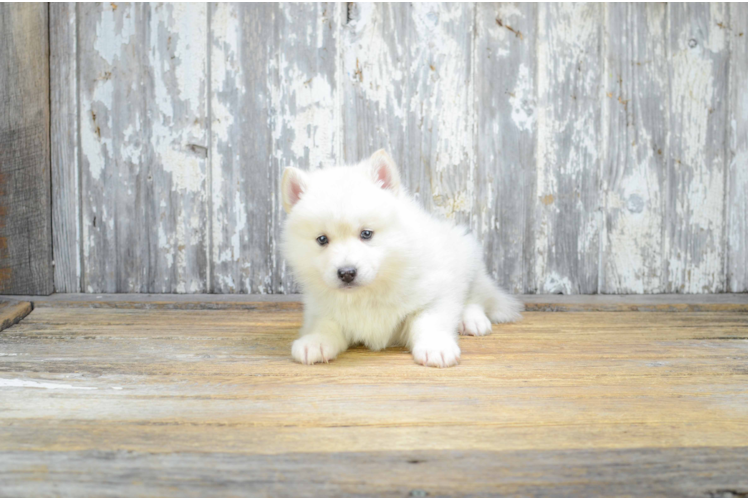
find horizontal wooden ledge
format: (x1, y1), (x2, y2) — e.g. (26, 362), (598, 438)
(0, 293), (746, 312)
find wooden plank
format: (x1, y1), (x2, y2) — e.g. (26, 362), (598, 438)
(210, 3), (341, 294)
(50, 3), (80, 293)
(1, 308), (748, 495)
(0, 3), (53, 295)
(409, 3), (475, 225)
(78, 3), (209, 293)
(2, 447), (747, 497)
(666, 3), (730, 293)
(533, 4), (603, 294)
(2, 293), (748, 312)
(342, 4), (475, 224)
(147, 4), (210, 293)
(78, 2), (145, 292)
(600, 4), (668, 294)
(474, 3), (537, 294)
(727, 4), (748, 292)
(341, 3), (410, 169)
(0, 301), (31, 332)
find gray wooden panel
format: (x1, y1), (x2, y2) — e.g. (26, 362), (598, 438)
(0, 3), (53, 295)
(474, 3), (537, 294)
(78, 3), (209, 293)
(50, 3), (80, 293)
(210, 3), (341, 293)
(407, 3), (475, 225)
(727, 4), (748, 292)
(666, 3), (729, 293)
(78, 3), (150, 292)
(533, 4), (603, 294)
(342, 4), (475, 223)
(341, 3), (409, 172)
(147, 3), (210, 293)
(48, 2), (748, 295)
(599, 4), (668, 294)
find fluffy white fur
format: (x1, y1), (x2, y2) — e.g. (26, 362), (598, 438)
(281, 150), (523, 368)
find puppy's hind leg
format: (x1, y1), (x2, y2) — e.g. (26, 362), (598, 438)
(464, 270), (523, 330)
(459, 303), (493, 336)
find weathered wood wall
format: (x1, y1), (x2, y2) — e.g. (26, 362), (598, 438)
(49, 2), (748, 294)
(0, 3), (53, 295)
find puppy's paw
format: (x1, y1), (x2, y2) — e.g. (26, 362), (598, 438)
(291, 334), (341, 365)
(412, 336), (461, 368)
(459, 304), (493, 336)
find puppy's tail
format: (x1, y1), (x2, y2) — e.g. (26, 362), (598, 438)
(470, 271), (524, 323)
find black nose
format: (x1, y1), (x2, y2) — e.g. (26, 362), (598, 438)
(337, 267), (357, 284)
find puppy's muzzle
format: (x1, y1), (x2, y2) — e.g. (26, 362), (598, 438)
(337, 267), (357, 284)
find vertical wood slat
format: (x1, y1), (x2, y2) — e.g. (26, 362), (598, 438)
(533, 4), (603, 294)
(404, 3), (476, 227)
(78, 3), (208, 293)
(727, 4), (748, 292)
(78, 3), (148, 292)
(341, 3), (409, 178)
(50, 3), (80, 293)
(0, 3), (53, 295)
(342, 4), (475, 224)
(474, 3), (537, 294)
(599, 3), (668, 294)
(210, 3), (341, 294)
(666, 3), (730, 293)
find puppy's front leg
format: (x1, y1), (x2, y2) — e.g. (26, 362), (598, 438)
(291, 316), (347, 365)
(408, 306), (461, 368)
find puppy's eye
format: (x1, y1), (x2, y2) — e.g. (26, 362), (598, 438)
(316, 235), (329, 246)
(360, 230), (374, 240)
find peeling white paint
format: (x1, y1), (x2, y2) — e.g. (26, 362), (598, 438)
(534, 3), (602, 293)
(149, 3), (207, 194)
(408, 4), (475, 221)
(667, 3), (728, 293)
(63, 3), (746, 295)
(510, 64), (535, 133)
(543, 272), (573, 295)
(344, 3), (405, 121)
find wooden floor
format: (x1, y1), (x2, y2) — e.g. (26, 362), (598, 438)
(1, 297), (748, 496)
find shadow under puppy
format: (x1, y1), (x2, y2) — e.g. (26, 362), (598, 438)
(281, 150), (523, 368)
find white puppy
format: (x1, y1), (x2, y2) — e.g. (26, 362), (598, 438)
(281, 150), (523, 368)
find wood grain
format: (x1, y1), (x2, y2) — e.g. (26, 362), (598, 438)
(2, 447), (747, 497)
(0, 301), (31, 332)
(727, 4), (748, 292)
(1, 306), (747, 495)
(600, 4), (668, 294)
(342, 3), (476, 225)
(533, 4), (603, 294)
(50, 3), (81, 293)
(666, 3), (730, 293)
(341, 3), (409, 175)
(474, 3), (537, 294)
(0, 3), (53, 295)
(45, 2), (748, 294)
(210, 3), (340, 294)
(78, 3), (209, 293)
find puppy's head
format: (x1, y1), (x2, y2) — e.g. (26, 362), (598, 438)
(281, 150), (405, 293)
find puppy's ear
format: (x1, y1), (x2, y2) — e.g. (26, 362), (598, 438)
(369, 149), (401, 193)
(281, 167), (309, 213)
